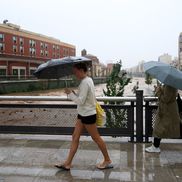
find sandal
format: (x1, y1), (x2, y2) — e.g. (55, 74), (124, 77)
(97, 163), (114, 170)
(54, 164), (70, 171)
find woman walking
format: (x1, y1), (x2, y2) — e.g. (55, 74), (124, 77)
(145, 84), (181, 153)
(55, 62), (113, 170)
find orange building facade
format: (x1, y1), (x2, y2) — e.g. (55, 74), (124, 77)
(0, 22), (75, 79)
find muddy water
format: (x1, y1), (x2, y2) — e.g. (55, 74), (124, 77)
(5, 83), (106, 97)
(4, 77), (158, 97)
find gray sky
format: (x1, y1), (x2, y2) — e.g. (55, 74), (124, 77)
(1, 0), (182, 68)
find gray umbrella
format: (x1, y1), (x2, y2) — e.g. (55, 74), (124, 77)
(33, 56), (92, 79)
(143, 61), (182, 90)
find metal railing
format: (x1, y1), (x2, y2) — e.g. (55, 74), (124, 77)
(0, 90), (163, 142)
(0, 95), (136, 141)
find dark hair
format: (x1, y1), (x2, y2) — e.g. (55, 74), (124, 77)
(73, 62), (88, 72)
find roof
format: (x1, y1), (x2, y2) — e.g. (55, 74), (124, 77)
(0, 23), (75, 49)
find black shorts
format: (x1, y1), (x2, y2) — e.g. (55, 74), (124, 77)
(77, 114), (96, 124)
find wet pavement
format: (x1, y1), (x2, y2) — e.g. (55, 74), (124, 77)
(0, 134), (182, 182)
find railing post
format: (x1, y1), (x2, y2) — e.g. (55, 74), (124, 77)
(130, 101), (135, 142)
(145, 101), (150, 143)
(136, 90), (143, 142)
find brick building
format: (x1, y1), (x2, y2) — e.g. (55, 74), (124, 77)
(0, 21), (75, 79)
(81, 49), (108, 77)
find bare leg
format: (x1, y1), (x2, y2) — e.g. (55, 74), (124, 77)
(57, 119), (84, 169)
(84, 123), (112, 168)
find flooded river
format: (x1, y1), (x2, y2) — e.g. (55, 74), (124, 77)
(4, 77), (157, 97)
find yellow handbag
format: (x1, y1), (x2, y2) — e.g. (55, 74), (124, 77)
(96, 102), (106, 127)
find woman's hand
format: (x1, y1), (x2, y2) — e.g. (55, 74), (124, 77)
(154, 85), (161, 93)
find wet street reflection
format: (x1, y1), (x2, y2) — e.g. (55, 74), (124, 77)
(0, 134), (182, 181)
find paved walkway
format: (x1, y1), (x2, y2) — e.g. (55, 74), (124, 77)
(0, 134), (182, 182)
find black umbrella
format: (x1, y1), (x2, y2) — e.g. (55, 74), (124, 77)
(33, 56), (92, 79)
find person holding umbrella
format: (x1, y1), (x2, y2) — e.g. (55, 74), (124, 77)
(55, 62), (113, 170)
(145, 83), (181, 153)
(143, 61), (182, 153)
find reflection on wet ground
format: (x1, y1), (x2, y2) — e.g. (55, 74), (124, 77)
(0, 134), (182, 182)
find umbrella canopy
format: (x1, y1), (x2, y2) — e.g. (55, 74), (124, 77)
(143, 61), (182, 90)
(33, 56), (92, 79)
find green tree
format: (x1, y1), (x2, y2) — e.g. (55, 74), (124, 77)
(103, 60), (131, 128)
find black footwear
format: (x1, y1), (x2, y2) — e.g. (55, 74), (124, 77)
(54, 164), (70, 171)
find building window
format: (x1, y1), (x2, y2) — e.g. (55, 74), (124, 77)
(29, 48), (36, 56)
(20, 46), (24, 54)
(13, 45), (17, 53)
(30, 67), (37, 75)
(0, 43), (4, 52)
(45, 43), (48, 49)
(0, 34), (4, 41)
(12, 66), (26, 79)
(33, 40), (36, 47)
(53, 45), (56, 50)
(63, 48), (69, 56)
(0, 67), (6, 75)
(40, 42), (44, 48)
(29, 39), (36, 47)
(20, 69), (25, 76)
(40, 50), (44, 56)
(12, 69), (18, 76)
(13, 36), (17, 44)
(19, 37), (24, 45)
(45, 50), (48, 57)
(30, 70), (35, 75)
